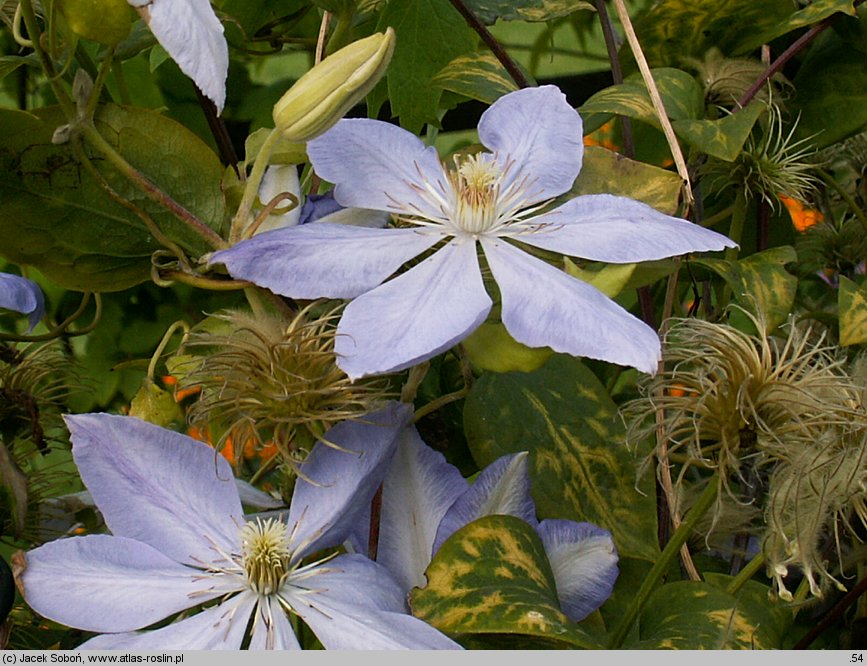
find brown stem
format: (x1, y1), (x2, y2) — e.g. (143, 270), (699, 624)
(736, 23), (829, 110)
(446, 0), (531, 89)
(593, 0), (635, 157)
(735, 0), (867, 112)
(194, 84), (239, 176)
(794, 574), (867, 649)
(368, 483), (384, 560)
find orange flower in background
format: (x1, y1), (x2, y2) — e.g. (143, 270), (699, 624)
(161, 375), (278, 465)
(583, 120), (620, 152)
(160, 374), (201, 402)
(779, 194), (824, 232)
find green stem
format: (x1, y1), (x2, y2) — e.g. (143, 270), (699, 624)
(85, 44), (117, 121)
(0, 293), (102, 342)
(112, 58), (132, 105)
(725, 190), (748, 261)
(607, 479), (720, 649)
(725, 552), (766, 596)
(412, 386), (470, 423)
(146, 321), (190, 382)
(18, 0), (75, 118)
(324, 9), (354, 55)
(230, 128), (282, 244)
(817, 168), (867, 235)
(700, 204), (736, 229)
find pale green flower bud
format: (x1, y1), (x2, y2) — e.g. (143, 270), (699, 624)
(272, 27), (396, 142)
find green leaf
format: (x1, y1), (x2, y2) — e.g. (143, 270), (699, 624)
(694, 246), (798, 332)
(632, 0), (794, 67)
(563, 259), (637, 298)
(671, 101), (764, 162)
(568, 145), (684, 214)
(377, 0), (477, 132)
(838, 276), (867, 346)
(462, 322), (553, 373)
(464, 0), (594, 24)
(790, 26), (867, 148)
(0, 54), (37, 81)
(0, 104), (225, 292)
(431, 52), (519, 105)
(635, 579), (790, 649)
(464, 354), (659, 561)
(410, 514), (603, 648)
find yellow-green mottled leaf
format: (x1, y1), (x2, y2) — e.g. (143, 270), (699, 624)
(670, 101), (764, 162)
(694, 246), (798, 332)
(464, 354), (659, 561)
(463, 322), (553, 373)
(634, 579), (789, 649)
(464, 0), (594, 24)
(632, 0), (794, 66)
(839, 276), (867, 346)
(410, 514), (602, 648)
(579, 68), (704, 124)
(738, 0), (857, 52)
(567, 145), (684, 214)
(0, 105), (225, 292)
(432, 52), (519, 105)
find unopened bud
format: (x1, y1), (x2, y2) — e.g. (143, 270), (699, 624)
(273, 27), (395, 142)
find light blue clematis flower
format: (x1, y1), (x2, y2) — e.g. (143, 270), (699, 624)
(19, 404), (461, 650)
(210, 85), (735, 380)
(349, 425), (619, 623)
(0, 272), (45, 331)
(127, 0), (228, 112)
(254, 165), (390, 234)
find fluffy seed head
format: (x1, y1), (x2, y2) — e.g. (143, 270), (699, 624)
(171, 304), (392, 468)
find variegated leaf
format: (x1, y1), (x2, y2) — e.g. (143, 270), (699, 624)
(410, 514), (603, 648)
(632, 0), (794, 66)
(566, 145), (684, 214)
(464, 355), (659, 562)
(579, 68), (704, 125)
(670, 101), (764, 162)
(738, 0), (857, 52)
(634, 578), (790, 649)
(839, 276), (867, 346)
(464, 0), (594, 24)
(694, 246), (798, 332)
(432, 52), (520, 105)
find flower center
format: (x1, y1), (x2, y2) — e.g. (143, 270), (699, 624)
(240, 518), (292, 595)
(448, 153), (504, 235)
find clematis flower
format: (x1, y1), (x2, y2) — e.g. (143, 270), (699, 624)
(128, 0), (228, 112)
(18, 405), (461, 649)
(255, 165), (390, 234)
(349, 425), (619, 622)
(210, 85), (735, 380)
(0, 272), (45, 331)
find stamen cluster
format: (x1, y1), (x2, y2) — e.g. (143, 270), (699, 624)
(240, 519), (292, 596)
